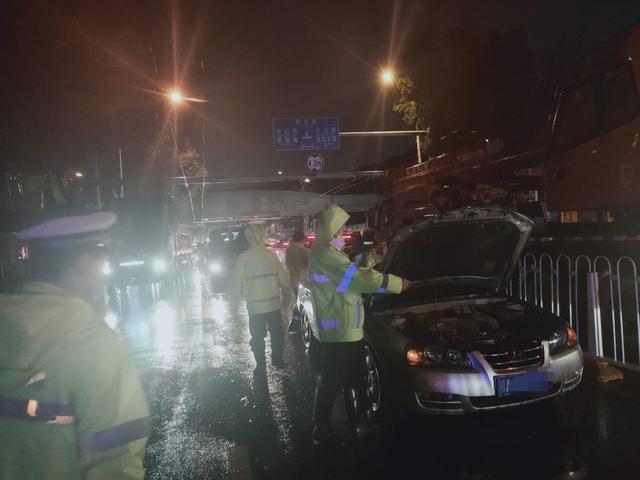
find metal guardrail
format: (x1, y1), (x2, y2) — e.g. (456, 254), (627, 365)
(508, 252), (640, 370)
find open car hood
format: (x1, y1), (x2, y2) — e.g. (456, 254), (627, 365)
(379, 207), (533, 291)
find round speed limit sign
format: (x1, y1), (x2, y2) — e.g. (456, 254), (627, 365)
(306, 153), (325, 171)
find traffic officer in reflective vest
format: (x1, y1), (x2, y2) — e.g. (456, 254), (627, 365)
(308, 204), (409, 446)
(0, 212), (150, 479)
(229, 224), (293, 372)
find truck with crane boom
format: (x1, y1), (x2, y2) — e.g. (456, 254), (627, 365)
(370, 24), (640, 235)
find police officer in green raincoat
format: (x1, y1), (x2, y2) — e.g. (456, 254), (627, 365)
(308, 205), (409, 445)
(0, 212), (150, 480)
(229, 224), (293, 371)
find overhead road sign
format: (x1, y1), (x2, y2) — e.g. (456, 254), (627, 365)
(273, 117), (340, 152)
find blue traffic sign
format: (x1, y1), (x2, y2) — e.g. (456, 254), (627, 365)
(273, 117), (340, 152)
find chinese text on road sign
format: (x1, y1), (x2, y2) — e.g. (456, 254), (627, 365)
(273, 117), (340, 152)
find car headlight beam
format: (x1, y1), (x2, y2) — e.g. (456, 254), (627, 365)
(152, 258), (167, 273)
(549, 324), (577, 355)
(102, 261), (112, 276)
(406, 345), (470, 368)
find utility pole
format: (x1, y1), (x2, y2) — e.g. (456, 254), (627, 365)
(118, 148), (125, 198)
(95, 158), (102, 211)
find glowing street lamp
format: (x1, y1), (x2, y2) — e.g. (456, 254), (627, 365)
(380, 68), (396, 87)
(277, 170), (283, 175)
(168, 89), (184, 105)
(74, 171), (84, 178)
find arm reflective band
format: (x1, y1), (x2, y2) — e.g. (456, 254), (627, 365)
(330, 238), (345, 249)
(336, 264), (358, 293)
(79, 416), (152, 456)
(0, 396), (74, 422)
(309, 273), (330, 283)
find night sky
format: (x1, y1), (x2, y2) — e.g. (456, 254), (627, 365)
(3, 0), (639, 182)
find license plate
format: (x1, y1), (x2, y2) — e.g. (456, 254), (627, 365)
(495, 371), (552, 398)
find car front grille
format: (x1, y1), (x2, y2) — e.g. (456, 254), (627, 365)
(481, 344), (544, 372)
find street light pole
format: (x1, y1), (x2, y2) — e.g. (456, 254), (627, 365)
(166, 88), (197, 222)
(379, 67), (426, 164)
(118, 148), (124, 198)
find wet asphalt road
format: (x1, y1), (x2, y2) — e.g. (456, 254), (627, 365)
(106, 271), (640, 480)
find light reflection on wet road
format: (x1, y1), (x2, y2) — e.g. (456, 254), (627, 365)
(106, 273), (640, 480)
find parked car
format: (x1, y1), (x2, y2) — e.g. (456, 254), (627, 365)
(295, 207), (583, 416)
(207, 228), (247, 291)
(106, 197), (173, 287)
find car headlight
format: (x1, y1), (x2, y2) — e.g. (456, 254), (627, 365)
(405, 345), (470, 368)
(101, 261), (112, 276)
(152, 258), (167, 273)
(548, 324), (577, 355)
(209, 262), (222, 274)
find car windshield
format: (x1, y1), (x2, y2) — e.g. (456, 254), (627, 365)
(385, 220), (521, 282)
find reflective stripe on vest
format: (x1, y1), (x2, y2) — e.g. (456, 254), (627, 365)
(319, 319), (340, 330)
(330, 238), (345, 249)
(0, 396), (74, 423)
(336, 264), (358, 293)
(247, 273), (277, 281)
(247, 296), (280, 305)
(79, 416), (152, 456)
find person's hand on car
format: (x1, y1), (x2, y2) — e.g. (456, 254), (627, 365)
(402, 278), (412, 291)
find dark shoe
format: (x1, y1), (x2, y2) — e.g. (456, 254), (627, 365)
(312, 426), (346, 447)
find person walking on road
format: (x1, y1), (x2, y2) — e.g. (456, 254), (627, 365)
(308, 204), (409, 446)
(229, 224), (293, 372)
(0, 212), (151, 480)
(285, 229), (309, 332)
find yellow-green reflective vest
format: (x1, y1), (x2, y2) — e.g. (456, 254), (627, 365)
(0, 282), (150, 480)
(309, 205), (402, 343)
(229, 224), (292, 315)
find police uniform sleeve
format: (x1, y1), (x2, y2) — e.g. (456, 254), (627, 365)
(322, 249), (402, 295)
(70, 330), (150, 480)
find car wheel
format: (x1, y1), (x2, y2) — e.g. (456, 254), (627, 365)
(363, 345), (382, 418)
(301, 311), (312, 349)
